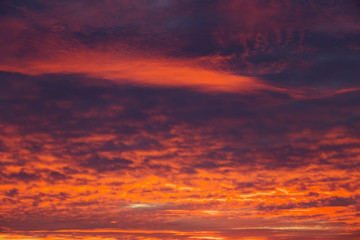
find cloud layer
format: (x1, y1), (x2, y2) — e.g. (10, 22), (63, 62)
(0, 1), (359, 239)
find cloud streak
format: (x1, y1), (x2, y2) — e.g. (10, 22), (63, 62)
(0, 49), (272, 93)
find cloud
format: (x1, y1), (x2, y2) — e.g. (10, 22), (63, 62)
(7, 170), (40, 182)
(0, 72), (358, 237)
(0, 49), (274, 93)
(82, 155), (134, 172)
(0, 1), (359, 239)
(1, 0), (359, 95)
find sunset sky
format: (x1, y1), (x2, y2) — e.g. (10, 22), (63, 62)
(1, 1), (360, 239)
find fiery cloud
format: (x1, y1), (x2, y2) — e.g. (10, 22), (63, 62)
(0, 0), (359, 239)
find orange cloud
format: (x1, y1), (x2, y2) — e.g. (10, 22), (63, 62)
(1, 1), (359, 239)
(0, 48), (278, 93)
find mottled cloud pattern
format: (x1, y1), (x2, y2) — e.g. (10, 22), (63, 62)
(0, 1), (359, 240)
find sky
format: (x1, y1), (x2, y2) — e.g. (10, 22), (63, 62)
(0, 0), (360, 239)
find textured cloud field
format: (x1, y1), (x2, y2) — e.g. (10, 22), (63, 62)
(0, 1), (360, 239)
